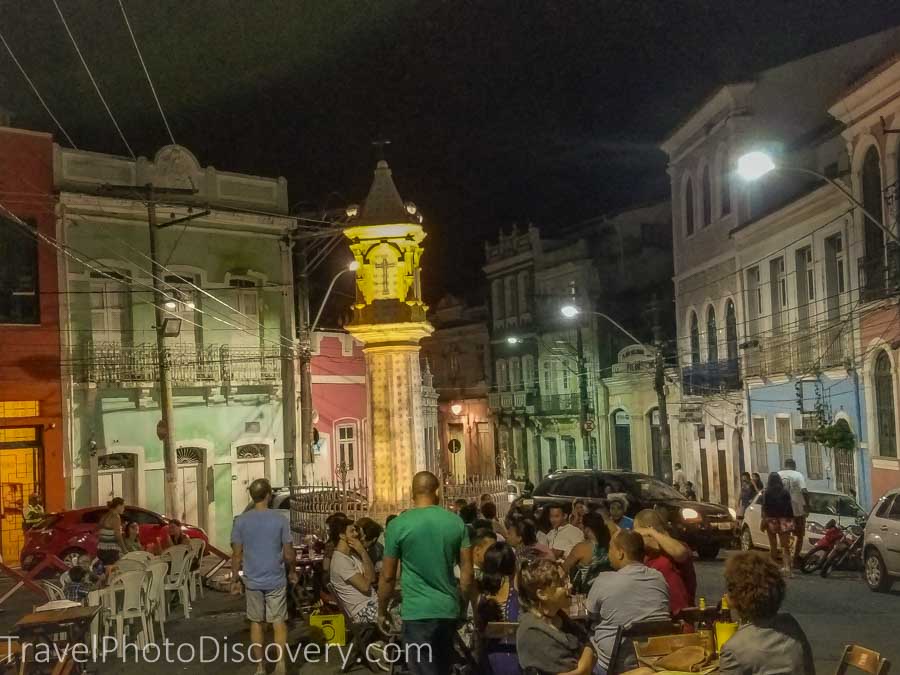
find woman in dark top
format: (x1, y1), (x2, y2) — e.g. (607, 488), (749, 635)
(760, 473), (794, 576)
(563, 511), (611, 595)
(737, 473), (757, 520)
(476, 542), (521, 675)
(720, 551), (814, 675)
(751, 472), (765, 493)
(515, 558), (595, 675)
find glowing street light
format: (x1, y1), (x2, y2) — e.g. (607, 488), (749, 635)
(311, 261), (360, 333)
(735, 151), (776, 181)
(735, 150), (897, 244)
(450, 402), (463, 416)
(560, 304), (580, 319)
(506, 336), (522, 345)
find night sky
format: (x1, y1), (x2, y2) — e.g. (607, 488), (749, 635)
(1, 0), (897, 301)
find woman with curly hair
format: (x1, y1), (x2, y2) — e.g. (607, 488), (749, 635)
(761, 472), (794, 576)
(720, 551), (814, 675)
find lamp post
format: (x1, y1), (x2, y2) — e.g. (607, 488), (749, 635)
(311, 261), (361, 333)
(736, 150), (898, 244)
(561, 304), (670, 476)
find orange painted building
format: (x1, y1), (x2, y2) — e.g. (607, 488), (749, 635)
(0, 126), (64, 563)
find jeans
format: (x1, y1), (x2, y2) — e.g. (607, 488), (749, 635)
(402, 619), (458, 675)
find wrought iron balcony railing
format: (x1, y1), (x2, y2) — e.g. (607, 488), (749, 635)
(75, 342), (281, 386)
(488, 389), (535, 412)
(742, 320), (850, 379)
(681, 358), (741, 396)
(538, 393), (582, 415)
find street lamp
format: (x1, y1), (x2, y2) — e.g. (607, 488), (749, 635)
(736, 150), (897, 243)
(310, 261), (360, 333)
(450, 402), (463, 416)
(560, 305), (647, 349)
(506, 336), (522, 345)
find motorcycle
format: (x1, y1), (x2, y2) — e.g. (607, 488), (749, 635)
(800, 519), (843, 574)
(820, 519), (866, 578)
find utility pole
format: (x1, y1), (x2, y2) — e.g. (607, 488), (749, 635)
(100, 183), (206, 518)
(574, 323), (592, 468)
(651, 297), (673, 482)
(295, 244), (313, 483)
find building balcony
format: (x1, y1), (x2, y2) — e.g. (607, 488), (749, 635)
(75, 342), (281, 387)
(488, 389), (535, 413)
(538, 393), (582, 415)
(681, 358), (741, 396)
(742, 321), (850, 379)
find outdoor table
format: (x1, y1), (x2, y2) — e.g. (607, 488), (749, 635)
(14, 605), (100, 673)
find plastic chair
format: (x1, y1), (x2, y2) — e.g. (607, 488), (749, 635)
(161, 543), (190, 575)
(606, 620), (683, 675)
(835, 645), (891, 675)
(163, 548), (193, 619)
(146, 560), (169, 642)
(188, 537), (206, 601)
(114, 559), (148, 574)
(41, 580), (66, 601)
(105, 570), (152, 656)
(121, 550), (153, 563)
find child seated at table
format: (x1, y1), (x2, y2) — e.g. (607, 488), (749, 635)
(63, 565), (96, 603)
(515, 558), (595, 675)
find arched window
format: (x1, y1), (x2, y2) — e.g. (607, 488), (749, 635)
(725, 300), (738, 361)
(706, 306), (718, 363)
(689, 312), (700, 365)
(719, 151), (731, 216)
(874, 350), (897, 458)
(702, 165), (712, 227)
(684, 178), (695, 236)
(861, 146), (885, 291)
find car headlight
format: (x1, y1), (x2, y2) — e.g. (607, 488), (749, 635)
(681, 507), (702, 522)
(728, 507), (737, 519)
(806, 521), (825, 534)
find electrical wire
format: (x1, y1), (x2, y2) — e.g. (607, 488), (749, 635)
(51, 0), (135, 158)
(117, 0), (176, 146)
(0, 28), (77, 148)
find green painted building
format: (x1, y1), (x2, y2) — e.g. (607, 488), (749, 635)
(55, 144), (298, 548)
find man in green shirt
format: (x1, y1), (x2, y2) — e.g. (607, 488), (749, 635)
(378, 471), (473, 675)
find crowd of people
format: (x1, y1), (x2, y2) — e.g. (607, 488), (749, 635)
(302, 470), (814, 675)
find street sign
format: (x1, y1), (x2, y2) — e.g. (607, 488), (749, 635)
(583, 419), (595, 432)
(156, 419), (168, 441)
(448, 439), (462, 454)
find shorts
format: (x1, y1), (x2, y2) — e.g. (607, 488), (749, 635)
(352, 597), (379, 624)
(764, 517), (794, 535)
(246, 586), (287, 623)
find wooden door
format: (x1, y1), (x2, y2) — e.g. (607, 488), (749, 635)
(176, 464), (200, 526)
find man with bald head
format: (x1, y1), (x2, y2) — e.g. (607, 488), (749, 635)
(378, 471), (472, 675)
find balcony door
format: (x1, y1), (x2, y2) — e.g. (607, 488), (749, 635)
(90, 271), (132, 347)
(613, 410), (632, 470)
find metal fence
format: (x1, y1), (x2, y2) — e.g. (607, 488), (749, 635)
(289, 474), (509, 542)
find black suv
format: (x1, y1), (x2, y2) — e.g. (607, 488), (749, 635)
(514, 470), (735, 559)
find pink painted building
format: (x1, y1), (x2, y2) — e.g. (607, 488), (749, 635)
(310, 330), (368, 484)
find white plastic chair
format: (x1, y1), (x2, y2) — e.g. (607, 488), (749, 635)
(161, 544), (190, 575)
(121, 550), (153, 563)
(146, 560), (169, 642)
(113, 559), (147, 574)
(188, 537), (206, 601)
(163, 549), (193, 619)
(105, 570), (152, 656)
(41, 581), (65, 602)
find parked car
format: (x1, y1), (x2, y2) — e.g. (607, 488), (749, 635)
(863, 487), (900, 592)
(507, 480), (525, 504)
(740, 488), (865, 555)
(241, 486), (293, 522)
(514, 470), (735, 559)
(20, 505), (208, 570)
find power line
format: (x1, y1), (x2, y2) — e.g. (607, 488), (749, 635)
(51, 0), (135, 159)
(0, 28), (77, 148)
(117, 0), (176, 146)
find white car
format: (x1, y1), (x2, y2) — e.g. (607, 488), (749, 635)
(863, 487), (900, 592)
(507, 480), (525, 504)
(740, 488), (865, 554)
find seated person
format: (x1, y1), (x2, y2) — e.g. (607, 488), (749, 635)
(515, 558), (595, 675)
(607, 495), (633, 530)
(471, 527), (498, 581)
(506, 518), (554, 562)
(563, 512), (611, 595)
(537, 504), (585, 559)
(587, 530), (670, 674)
(720, 552), (814, 675)
(633, 509), (694, 614)
(475, 542), (520, 675)
(322, 511), (348, 577)
(355, 517), (384, 568)
(328, 516), (378, 623)
(122, 520), (143, 553)
(64, 565), (96, 603)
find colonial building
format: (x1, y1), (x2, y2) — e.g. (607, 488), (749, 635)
(421, 295), (495, 480)
(57, 144), (296, 547)
(828, 55), (900, 502)
(309, 330), (367, 485)
(661, 27), (900, 508)
(0, 125), (65, 563)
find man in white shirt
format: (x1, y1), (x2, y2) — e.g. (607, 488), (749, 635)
(779, 458), (810, 567)
(537, 504), (584, 558)
(672, 463), (687, 495)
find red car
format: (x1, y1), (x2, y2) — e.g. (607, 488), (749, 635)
(20, 505), (208, 570)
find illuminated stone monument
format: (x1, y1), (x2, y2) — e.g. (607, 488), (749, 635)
(343, 160), (433, 507)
